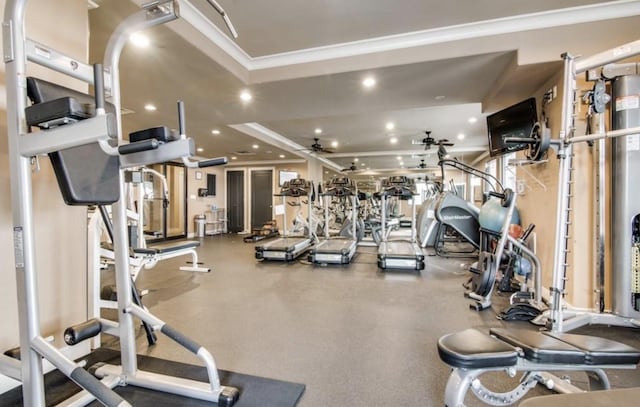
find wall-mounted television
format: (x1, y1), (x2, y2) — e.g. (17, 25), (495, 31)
(279, 170), (298, 186)
(487, 97), (537, 157)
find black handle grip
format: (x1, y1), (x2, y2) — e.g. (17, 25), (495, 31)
(64, 319), (102, 346)
(93, 64), (105, 112)
(488, 191), (506, 199)
(198, 156), (228, 167)
(118, 139), (159, 155)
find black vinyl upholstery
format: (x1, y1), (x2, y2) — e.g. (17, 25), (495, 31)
(437, 329), (518, 369)
(544, 332), (640, 365)
(26, 77), (119, 205)
(490, 328), (586, 364)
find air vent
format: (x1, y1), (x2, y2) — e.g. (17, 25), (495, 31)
(232, 151), (256, 156)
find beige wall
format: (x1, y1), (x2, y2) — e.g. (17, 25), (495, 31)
(0, 0), (89, 351)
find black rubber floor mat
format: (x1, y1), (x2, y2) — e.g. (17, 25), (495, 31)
(0, 348), (305, 406)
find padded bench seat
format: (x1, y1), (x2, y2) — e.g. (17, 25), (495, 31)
(143, 240), (200, 254)
(439, 328), (640, 370)
(437, 328), (518, 369)
(490, 328), (586, 364)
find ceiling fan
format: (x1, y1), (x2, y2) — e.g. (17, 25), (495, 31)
(416, 159), (428, 169)
(303, 137), (334, 154)
(412, 131), (454, 150)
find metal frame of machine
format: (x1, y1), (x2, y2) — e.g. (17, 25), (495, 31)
(377, 176), (425, 271)
(255, 178), (315, 261)
(308, 176), (358, 265)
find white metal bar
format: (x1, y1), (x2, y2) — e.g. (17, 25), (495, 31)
(575, 38), (640, 73)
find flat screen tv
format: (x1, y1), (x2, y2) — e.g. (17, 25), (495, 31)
(486, 97), (537, 157)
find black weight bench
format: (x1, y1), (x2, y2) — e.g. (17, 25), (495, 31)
(437, 328), (640, 406)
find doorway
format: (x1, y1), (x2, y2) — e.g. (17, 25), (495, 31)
(227, 170), (245, 233)
(251, 169), (273, 229)
(143, 162), (187, 242)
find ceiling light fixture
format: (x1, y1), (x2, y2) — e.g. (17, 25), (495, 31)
(362, 76), (376, 88)
(361, 163), (365, 166)
(279, 154), (285, 158)
(434, 95), (446, 100)
(457, 133), (465, 140)
(314, 128), (322, 135)
(231, 156), (237, 160)
(331, 141), (338, 148)
(211, 129), (221, 135)
(386, 122), (395, 131)
(396, 156), (402, 160)
(240, 90), (252, 102)
(197, 147), (204, 153)
(444, 154), (451, 159)
(389, 137), (398, 144)
(468, 117), (477, 124)
(129, 32), (150, 48)
(144, 103), (156, 111)
(354, 158), (359, 162)
(252, 144), (259, 149)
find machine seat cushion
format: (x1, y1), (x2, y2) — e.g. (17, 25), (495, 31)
(146, 240), (200, 254)
(132, 247), (159, 255)
(438, 329), (518, 369)
(544, 332), (640, 365)
(490, 328), (586, 364)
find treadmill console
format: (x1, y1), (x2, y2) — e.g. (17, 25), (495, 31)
(281, 178), (310, 197)
(325, 176), (355, 197)
(381, 176), (416, 198)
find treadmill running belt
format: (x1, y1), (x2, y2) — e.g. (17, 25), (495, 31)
(0, 348), (305, 407)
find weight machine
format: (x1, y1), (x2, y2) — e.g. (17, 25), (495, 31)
(3, 1), (240, 406)
(511, 41), (640, 332)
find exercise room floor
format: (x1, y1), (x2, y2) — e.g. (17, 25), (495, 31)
(103, 234), (640, 406)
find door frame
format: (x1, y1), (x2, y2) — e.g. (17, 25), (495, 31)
(248, 167), (275, 231)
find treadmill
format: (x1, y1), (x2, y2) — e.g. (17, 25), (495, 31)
(377, 176), (425, 271)
(255, 178), (315, 261)
(308, 176), (358, 264)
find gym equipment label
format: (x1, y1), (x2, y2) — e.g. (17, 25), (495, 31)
(13, 227), (24, 268)
(615, 95), (639, 111)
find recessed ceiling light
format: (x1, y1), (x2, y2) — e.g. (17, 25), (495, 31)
(468, 117), (477, 124)
(434, 95), (446, 100)
(367, 167), (370, 170)
(396, 156), (402, 160)
(331, 141), (338, 148)
(361, 163), (365, 166)
(325, 171), (329, 174)
(240, 90), (252, 102)
(457, 133), (465, 140)
(211, 129), (221, 135)
(386, 122), (395, 131)
(279, 154), (285, 158)
(362, 76), (376, 88)
(129, 32), (150, 48)
(444, 154), (451, 159)
(231, 156), (237, 160)
(314, 128), (322, 135)
(354, 158), (359, 162)
(144, 103), (156, 111)
(389, 137), (398, 144)
(197, 147), (204, 153)
(252, 144), (259, 149)
(400, 161), (404, 166)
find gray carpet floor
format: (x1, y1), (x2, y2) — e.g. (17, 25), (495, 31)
(102, 234), (640, 406)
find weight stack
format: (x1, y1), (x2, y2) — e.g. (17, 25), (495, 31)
(611, 74), (640, 318)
